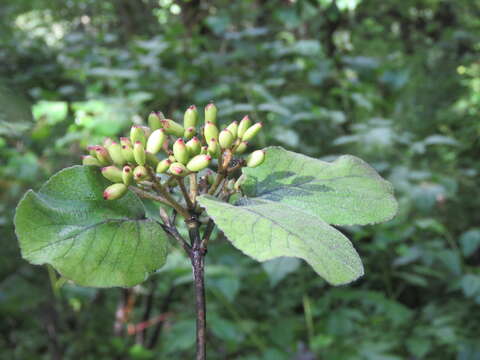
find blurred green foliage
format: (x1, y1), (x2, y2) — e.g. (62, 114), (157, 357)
(1, 0), (480, 359)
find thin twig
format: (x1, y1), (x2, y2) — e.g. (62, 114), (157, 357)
(177, 177), (194, 209)
(200, 219), (215, 251)
(129, 186), (170, 206)
(189, 173), (198, 205)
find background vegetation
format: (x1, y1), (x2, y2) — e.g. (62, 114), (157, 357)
(1, 0), (480, 359)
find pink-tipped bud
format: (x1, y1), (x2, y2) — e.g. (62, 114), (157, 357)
(237, 115), (251, 138)
(168, 162), (189, 177)
(173, 138), (190, 164)
(241, 122), (263, 141)
(186, 154), (212, 172)
(204, 102), (218, 124)
(101, 165), (123, 183)
(103, 183), (127, 200)
(82, 155), (101, 166)
(122, 165), (133, 186)
(156, 158), (171, 174)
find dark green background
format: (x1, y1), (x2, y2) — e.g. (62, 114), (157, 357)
(1, 0), (479, 359)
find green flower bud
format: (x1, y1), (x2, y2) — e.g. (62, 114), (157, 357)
(184, 126), (196, 140)
(133, 141), (146, 165)
(146, 129), (166, 155)
(148, 111), (162, 131)
(146, 151), (159, 167)
(103, 183), (128, 200)
(204, 122), (219, 142)
(122, 165), (133, 186)
(234, 140), (248, 154)
(133, 165), (149, 182)
(168, 162), (189, 177)
(234, 174), (246, 191)
(121, 144), (135, 163)
(206, 169), (215, 185)
(120, 137), (132, 147)
(103, 137), (114, 148)
(156, 159), (172, 174)
(226, 121), (238, 139)
(101, 165), (123, 183)
(246, 149), (265, 168)
(200, 145), (208, 155)
(82, 155), (101, 166)
(237, 115), (251, 138)
(161, 119), (184, 137)
(207, 138), (219, 157)
(186, 154), (212, 172)
(130, 125), (147, 147)
(219, 129), (234, 149)
(186, 137), (201, 156)
(87, 145), (97, 156)
(173, 138), (189, 164)
(94, 146), (112, 165)
(241, 122), (263, 141)
(107, 142), (126, 166)
(184, 105), (198, 128)
(226, 179), (235, 191)
(204, 103), (217, 124)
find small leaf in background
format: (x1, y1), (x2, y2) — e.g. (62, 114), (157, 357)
(460, 229), (480, 257)
(14, 166), (169, 287)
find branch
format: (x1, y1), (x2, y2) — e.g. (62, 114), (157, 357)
(177, 177), (194, 209)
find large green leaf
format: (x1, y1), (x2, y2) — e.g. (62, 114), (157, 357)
(242, 147), (397, 226)
(198, 196), (363, 285)
(14, 166), (169, 287)
(198, 147), (398, 285)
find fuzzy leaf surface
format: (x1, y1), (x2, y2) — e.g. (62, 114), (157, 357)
(14, 166), (169, 287)
(242, 146), (398, 226)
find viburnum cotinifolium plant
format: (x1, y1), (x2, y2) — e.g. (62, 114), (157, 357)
(14, 103), (397, 359)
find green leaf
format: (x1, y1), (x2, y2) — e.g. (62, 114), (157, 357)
(198, 147), (397, 285)
(242, 146), (397, 226)
(197, 195), (363, 285)
(14, 166), (169, 287)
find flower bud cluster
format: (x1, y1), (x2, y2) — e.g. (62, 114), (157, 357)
(82, 103), (266, 201)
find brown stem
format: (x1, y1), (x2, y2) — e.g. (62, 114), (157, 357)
(177, 177), (194, 209)
(186, 218), (207, 360)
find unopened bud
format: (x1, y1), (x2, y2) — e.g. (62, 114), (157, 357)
(237, 115), (251, 138)
(122, 165), (133, 186)
(120, 137), (132, 147)
(107, 142), (126, 166)
(82, 155), (101, 166)
(148, 111), (162, 131)
(226, 179), (235, 191)
(219, 129), (234, 149)
(161, 119), (184, 137)
(204, 122), (219, 142)
(133, 141), (146, 165)
(94, 146), (112, 165)
(173, 138), (189, 164)
(130, 125), (147, 147)
(184, 126), (196, 139)
(146, 129), (166, 154)
(207, 138), (219, 157)
(206, 169), (215, 185)
(184, 105), (198, 128)
(101, 166), (123, 183)
(226, 121), (238, 139)
(146, 151), (159, 167)
(133, 165), (149, 181)
(241, 122), (263, 141)
(87, 145), (97, 156)
(168, 162), (189, 177)
(156, 159), (171, 174)
(103, 137), (114, 148)
(103, 183), (128, 200)
(121, 144), (135, 163)
(234, 141), (248, 154)
(246, 149), (265, 168)
(204, 103), (217, 124)
(186, 154), (211, 172)
(186, 137), (201, 156)
(200, 145), (208, 155)
(234, 174), (246, 191)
